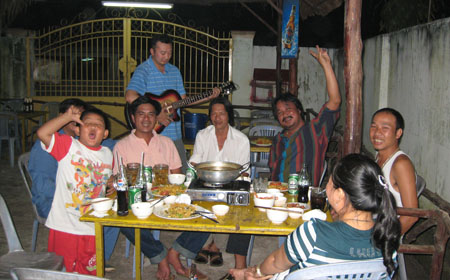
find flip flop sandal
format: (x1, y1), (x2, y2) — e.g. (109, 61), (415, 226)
(194, 249), (210, 264)
(209, 251), (224, 267)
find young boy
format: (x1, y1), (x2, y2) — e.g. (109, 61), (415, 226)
(37, 105), (113, 275)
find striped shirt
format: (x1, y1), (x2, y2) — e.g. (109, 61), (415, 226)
(127, 56), (186, 140)
(269, 104), (339, 185)
(285, 219), (384, 272)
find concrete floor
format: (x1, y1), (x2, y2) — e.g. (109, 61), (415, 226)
(0, 154), (440, 280)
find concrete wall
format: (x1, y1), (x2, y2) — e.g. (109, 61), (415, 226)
(0, 37), (28, 99)
(362, 17), (450, 202)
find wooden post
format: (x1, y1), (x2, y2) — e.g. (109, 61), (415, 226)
(276, 0), (283, 97)
(343, 0), (363, 155)
(288, 58), (298, 96)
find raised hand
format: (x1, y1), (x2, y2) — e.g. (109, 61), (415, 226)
(64, 105), (84, 126)
(309, 45), (331, 67)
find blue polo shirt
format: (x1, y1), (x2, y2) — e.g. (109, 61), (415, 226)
(127, 56), (186, 140)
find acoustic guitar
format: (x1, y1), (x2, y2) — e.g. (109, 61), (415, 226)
(125, 81), (237, 133)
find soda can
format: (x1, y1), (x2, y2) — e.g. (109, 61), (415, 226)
(144, 166), (152, 184)
(128, 186), (140, 208)
(288, 173), (299, 195)
(185, 167), (197, 186)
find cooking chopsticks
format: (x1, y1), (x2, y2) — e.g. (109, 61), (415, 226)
(194, 211), (219, 223)
(81, 198), (112, 207)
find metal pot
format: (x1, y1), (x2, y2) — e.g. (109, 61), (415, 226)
(189, 161), (250, 184)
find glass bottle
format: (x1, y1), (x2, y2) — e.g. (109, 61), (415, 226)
(116, 158), (129, 216)
(136, 163), (147, 202)
(297, 163), (311, 203)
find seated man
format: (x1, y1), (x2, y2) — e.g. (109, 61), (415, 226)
(370, 107), (418, 234)
(189, 97), (250, 273)
(269, 46), (341, 186)
(114, 95), (209, 280)
(28, 98), (118, 270)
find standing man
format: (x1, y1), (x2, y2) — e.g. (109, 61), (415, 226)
(269, 46), (341, 186)
(29, 98), (118, 271)
(370, 108), (418, 234)
(114, 95), (209, 280)
(125, 34), (219, 171)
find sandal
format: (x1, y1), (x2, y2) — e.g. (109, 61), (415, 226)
(209, 251), (224, 267)
(194, 249), (210, 264)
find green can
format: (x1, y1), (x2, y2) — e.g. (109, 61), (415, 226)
(128, 186), (140, 208)
(144, 166), (152, 184)
(288, 173), (299, 195)
(185, 167), (197, 183)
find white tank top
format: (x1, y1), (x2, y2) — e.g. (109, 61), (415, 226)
(381, 150), (408, 208)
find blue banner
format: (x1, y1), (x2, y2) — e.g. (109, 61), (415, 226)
(281, 0), (299, 58)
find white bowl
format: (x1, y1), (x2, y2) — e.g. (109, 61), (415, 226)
(267, 188), (281, 194)
(92, 198), (114, 214)
(163, 195), (177, 205)
(212, 205), (230, 216)
(266, 207), (289, 224)
(286, 202), (304, 219)
(175, 194), (191, 205)
(253, 193), (274, 212)
(274, 196), (287, 207)
(131, 202), (154, 219)
(168, 174), (186, 185)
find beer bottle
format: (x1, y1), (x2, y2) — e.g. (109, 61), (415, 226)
(136, 163), (147, 202)
(116, 156), (129, 216)
(189, 263), (198, 280)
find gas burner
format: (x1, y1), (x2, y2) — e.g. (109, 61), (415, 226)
(187, 179), (250, 205)
(203, 182), (225, 188)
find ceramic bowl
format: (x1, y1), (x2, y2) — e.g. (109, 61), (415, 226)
(131, 202), (154, 219)
(266, 207), (289, 224)
(286, 202), (304, 219)
(253, 193), (274, 212)
(168, 174), (186, 185)
(163, 195), (177, 205)
(92, 198), (114, 214)
(267, 188), (281, 194)
(274, 196), (287, 207)
(212, 205), (230, 216)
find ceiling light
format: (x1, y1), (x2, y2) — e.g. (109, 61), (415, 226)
(101, 1), (173, 9)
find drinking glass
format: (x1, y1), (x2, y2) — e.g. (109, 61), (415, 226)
(126, 163), (139, 186)
(153, 164), (169, 186)
(310, 187), (327, 211)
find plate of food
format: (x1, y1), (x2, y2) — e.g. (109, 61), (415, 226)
(153, 203), (206, 220)
(151, 184), (187, 197)
(268, 181), (288, 192)
(287, 202), (311, 211)
(251, 137), (272, 147)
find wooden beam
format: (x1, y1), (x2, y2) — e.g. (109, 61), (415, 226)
(239, 1), (277, 34)
(266, 0), (282, 15)
(276, 0), (282, 96)
(343, 0), (363, 155)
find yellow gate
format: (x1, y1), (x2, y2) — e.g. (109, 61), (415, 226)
(30, 18), (231, 136)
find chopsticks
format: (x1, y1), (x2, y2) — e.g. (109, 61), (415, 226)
(254, 205), (303, 213)
(194, 211), (219, 223)
(81, 198), (112, 207)
(147, 195), (168, 208)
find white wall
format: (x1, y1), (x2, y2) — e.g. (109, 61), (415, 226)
(362, 17), (450, 202)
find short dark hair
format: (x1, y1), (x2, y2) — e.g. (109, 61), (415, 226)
(59, 98), (88, 114)
(271, 93), (305, 122)
(151, 34), (172, 49)
(130, 95), (162, 116)
(80, 107), (110, 132)
(208, 96), (235, 127)
(331, 153), (400, 276)
(372, 107), (405, 143)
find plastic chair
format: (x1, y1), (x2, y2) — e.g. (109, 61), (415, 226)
(0, 194), (64, 279)
(284, 259), (388, 280)
(18, 152), (47, 252)
(397, 174), (427, 280)
(249, 125), (283, 178)
(250, 110), (273, 119)
(0, 111), (21, 167)
(10, 268), (109, 280)
(249, 119), (279, 129)
(125, 230), (161, 279)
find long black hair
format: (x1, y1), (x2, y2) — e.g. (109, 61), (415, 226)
(271, 93), (305, 122)
(208, 96), (235, 127)
(331, 153), (401, 276)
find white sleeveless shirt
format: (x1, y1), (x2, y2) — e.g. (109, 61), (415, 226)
(381, 150), (409, 207)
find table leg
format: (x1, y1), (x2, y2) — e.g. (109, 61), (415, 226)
(95, 223), (105, 277)
(135, 228), (141, 280)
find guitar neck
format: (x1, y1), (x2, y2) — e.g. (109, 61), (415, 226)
(172, 88), (215, 110)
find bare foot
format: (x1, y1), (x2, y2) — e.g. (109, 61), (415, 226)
(156, 258), (171, 280)
(209, 240), (220, 253)
(166, 248), (186, 275)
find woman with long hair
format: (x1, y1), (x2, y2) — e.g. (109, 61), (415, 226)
(230, 154), (401, 279)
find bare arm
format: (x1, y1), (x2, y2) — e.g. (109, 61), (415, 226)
(392, 156), (419, 234)
(309, 45), (341, 111)
(37, 105), (83, 147)
(125, 89), (140, 104)
(170, 168), (182, 174)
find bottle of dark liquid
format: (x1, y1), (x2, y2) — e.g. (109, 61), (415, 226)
(297, 163), (311, 203)
(189, 263), (198, 280)
(136, 163), (147, 202)
(116, 157), (129, 216)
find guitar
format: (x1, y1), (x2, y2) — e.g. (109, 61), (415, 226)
(125, 81), (237, 133)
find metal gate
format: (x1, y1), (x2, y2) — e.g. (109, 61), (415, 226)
(31, 18), (232, 97)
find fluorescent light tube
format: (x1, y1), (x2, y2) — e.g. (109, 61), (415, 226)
(101, 1), (173, 9)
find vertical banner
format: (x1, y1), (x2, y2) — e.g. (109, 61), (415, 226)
(281, 0), (299, 58)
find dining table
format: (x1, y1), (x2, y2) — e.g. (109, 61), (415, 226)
(80, 195), (331, 279)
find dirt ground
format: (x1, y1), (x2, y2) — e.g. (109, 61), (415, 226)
(0, 154), (439, 280)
